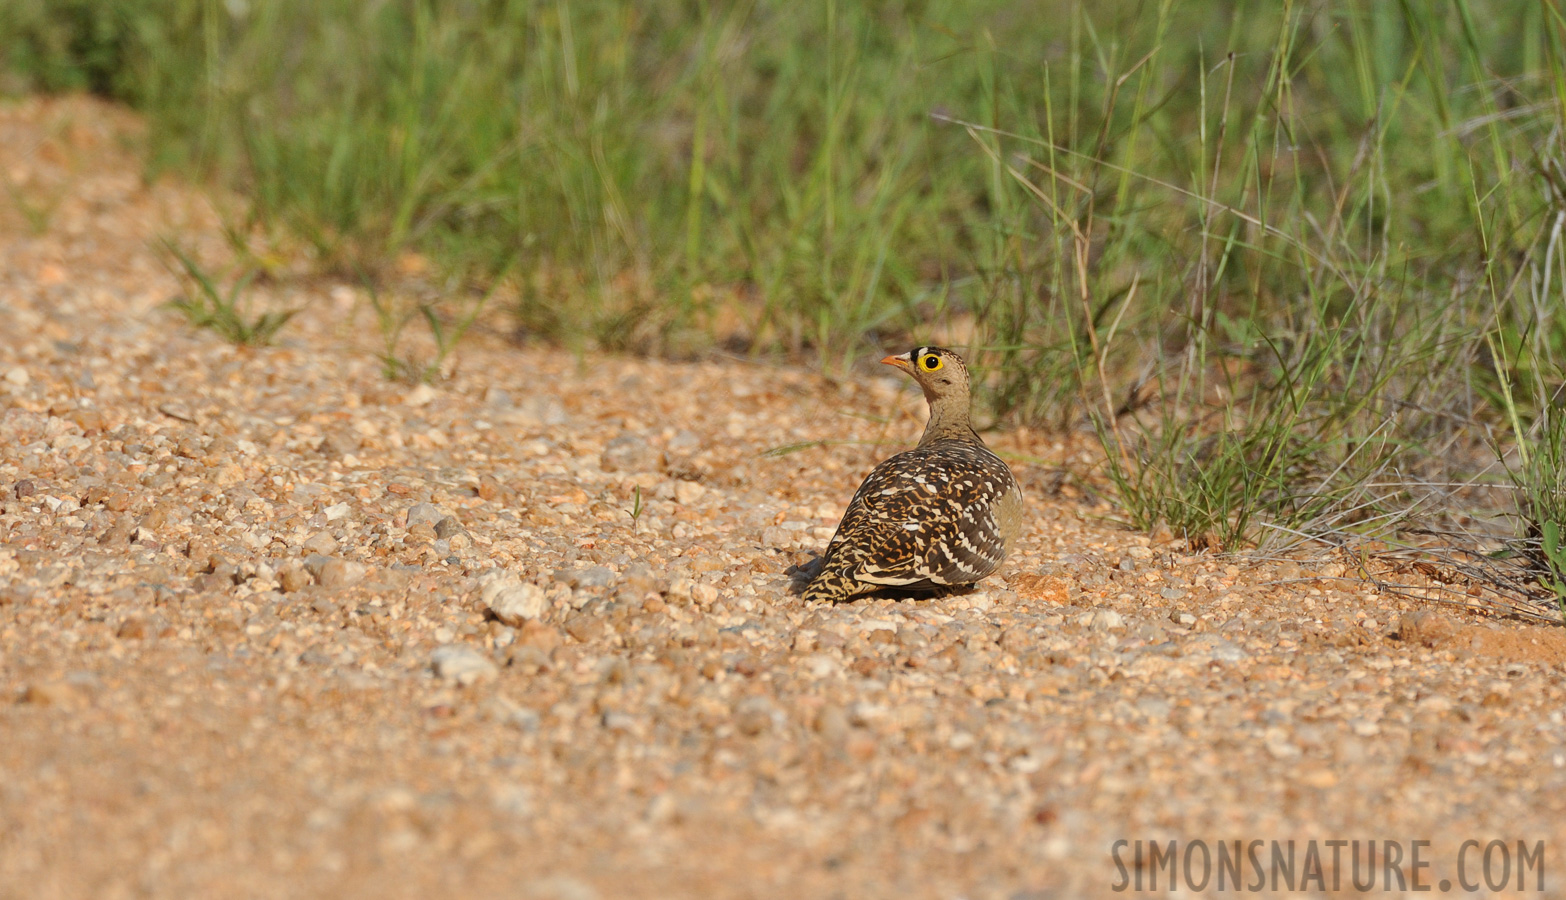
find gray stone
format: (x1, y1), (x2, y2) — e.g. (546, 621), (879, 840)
(406, 503), (444, 528)
(599, 432), (664, 474)
(1208, 639), (1248, 663)
(299, 648), (333, 666)
(553, 566), (614, 590)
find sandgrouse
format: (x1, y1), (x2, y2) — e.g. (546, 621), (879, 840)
(802, 347), (1024, 604)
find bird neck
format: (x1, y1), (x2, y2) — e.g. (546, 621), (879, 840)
(917, 392), (978, 447)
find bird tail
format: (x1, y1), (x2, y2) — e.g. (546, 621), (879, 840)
(801, 568), (862, 604)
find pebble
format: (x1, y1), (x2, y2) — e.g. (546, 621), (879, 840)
(0, 410), (46, 444)
(513, 395), (569, 426)
(317, 558), (368, 589)
(279, 564), (312, 593)
(673, 480), (706, 504)
(430, 644), (499, 685)
(733, 697), (776, 736)
(489, 782), (534, 817)
(555, 566), (613, 590)
(22, 681), (82, 707)
(1208, 640), (1248, 663)
(761, 526), (794, 548)
(525, 875), (600, 900)
(599, 431), (664, 473)
(485, 581), (547, 626)
(301, 532), (339, 556)
(1397, 610), (1459, 647)
(813, 704), (850, 742)
(404, 383), (437, 407)
(563, 616), (607, 643)
(406, 503), (445, 528)
(517, 620), (562, 651)
(601, 711), (638, 733)
(299, 648), (334, 666)
(116, 617), (149, 639)
(1078, 608), (1125, 631)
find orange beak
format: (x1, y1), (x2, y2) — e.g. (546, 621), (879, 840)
(880, 353), (911, 371)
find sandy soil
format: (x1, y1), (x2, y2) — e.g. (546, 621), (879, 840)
(3, 95), (1566, 899)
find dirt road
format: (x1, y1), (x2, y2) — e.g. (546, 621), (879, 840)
(3, 96), (1565, 899)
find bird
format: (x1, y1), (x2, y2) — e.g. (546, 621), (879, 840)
(802, 346), (1024, 604)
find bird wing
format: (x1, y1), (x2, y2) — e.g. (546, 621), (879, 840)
(823, 442), (1017, 588)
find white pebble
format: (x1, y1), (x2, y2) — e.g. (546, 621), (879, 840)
(404, 383), (437, 407)
(673, 480), (706, 504)
(1077, 608), (1125, 631)
(430, 644), (498, 686)
(486, 581), (547, 626)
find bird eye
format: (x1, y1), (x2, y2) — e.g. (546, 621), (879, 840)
(921, 355), (942, 371)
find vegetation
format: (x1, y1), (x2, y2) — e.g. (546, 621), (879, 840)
(7, 0), (1566, 606)
(160, 239), (298, 346)
(1508, 397), (1566, 619)
(362, 264), (503, 384)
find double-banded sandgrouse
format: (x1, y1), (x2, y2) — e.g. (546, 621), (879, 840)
(802, 347), (1024, 604)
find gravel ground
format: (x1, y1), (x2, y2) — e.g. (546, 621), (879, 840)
(4, 95), (1566, 899)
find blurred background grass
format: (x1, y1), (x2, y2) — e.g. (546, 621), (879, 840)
(6, 0), (1566, 572)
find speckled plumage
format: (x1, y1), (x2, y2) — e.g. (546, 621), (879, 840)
(804, 347), (1024, 604)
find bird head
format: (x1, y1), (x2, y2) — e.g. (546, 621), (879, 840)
(881, 346), (971, 403)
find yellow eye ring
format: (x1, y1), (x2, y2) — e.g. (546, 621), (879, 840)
(920, 354), (943, 371)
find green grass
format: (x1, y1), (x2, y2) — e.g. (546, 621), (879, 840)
(160, 239), (298, 346)
(1500, 374), (1566, 619)
(361, 260), (506, 384)
(942, 0), (1566, 560)
(8, 0), (1566, 579)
